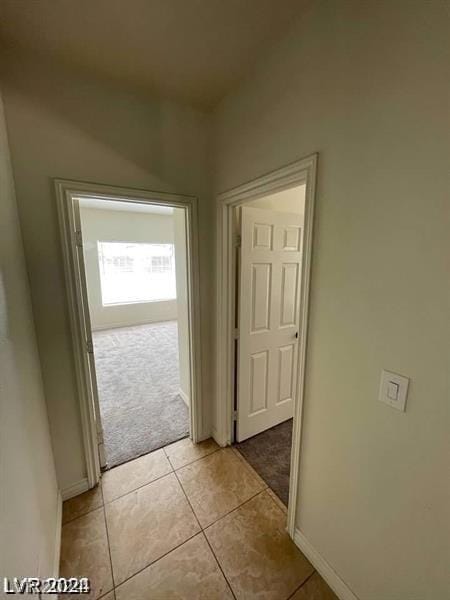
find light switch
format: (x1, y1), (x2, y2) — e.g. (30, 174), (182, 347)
(379, 369), (409, 412)
(387, 381), (399, 401)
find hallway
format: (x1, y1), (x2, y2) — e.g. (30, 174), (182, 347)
(60, 439), (337, 599)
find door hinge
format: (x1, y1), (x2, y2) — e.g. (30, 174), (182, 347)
(74, 230), (83, 248)
(233, 328), (239, 340)
(232, 410), (238, 421)
(234, 233), (241, 247)
(96, 425), (104, 444)
(86, 339), (94, 354)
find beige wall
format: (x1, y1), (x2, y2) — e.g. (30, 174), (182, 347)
(0, 92), (59, 582)
(214, 1), (450, 598)
(1, 53), (213, 493)
(1, 3), (448, 596)
(79, 206), (177, 330)
(235, 184), (306, 229)
(249, 184), (305, 215)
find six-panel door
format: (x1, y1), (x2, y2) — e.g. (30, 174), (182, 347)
(237, 206), (302, 441)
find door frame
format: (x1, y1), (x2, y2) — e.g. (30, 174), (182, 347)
(55, 178), (203, 488)
(215, 154), (317, 536)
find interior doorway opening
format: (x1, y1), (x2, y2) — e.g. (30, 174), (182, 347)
(216, 154), (317, 536)
(78, 199), (191, 470)
(56, 179), (202, 489)
(232, 184), (306, 506)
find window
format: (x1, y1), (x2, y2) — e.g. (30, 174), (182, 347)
(151, 255), (171, 272)
(97, 242), (176, 305)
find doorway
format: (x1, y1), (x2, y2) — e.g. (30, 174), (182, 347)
(233, 188), (305, 504)
(56, 180), (202, 487)
(78, 199), (191, 469)
(216, 155), (317, 536)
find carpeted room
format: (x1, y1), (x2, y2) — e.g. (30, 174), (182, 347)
(79, 198), (191, 469)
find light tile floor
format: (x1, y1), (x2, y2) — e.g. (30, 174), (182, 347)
(60, 439), (338, 600)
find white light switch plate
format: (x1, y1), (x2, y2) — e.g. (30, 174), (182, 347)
(379, 369), (409, 411)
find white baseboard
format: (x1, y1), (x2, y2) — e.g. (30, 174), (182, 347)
(211, 426), (228, 448)
(92, 315), (177, 332)
(39, 490), (62, 600)
(294, 529), (359, 600)
(61, 478), (90, 501)
(178, 388), (190, 407)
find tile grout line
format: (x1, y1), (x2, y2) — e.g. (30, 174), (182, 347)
(63, 449), (273, 547)
(112, 530), (202, 592)
(105, 450), (265, 596)
(64, 442), (275, 598)
(231, 446), (269, 489)
(203, 488), (268, 531)
(100, 484), (117, 597)
(102, 442), (221, 507)
(260, 486), (314, 600)
(172, 468), (238, 600)
(102, 468), (173, 505)
(65, 484), (300, 600)
(165, 444), (223, 471)
(103, 439), (224, 592)
(201, 531), (238, 600)
(201, 484), (305, 600)
(265, 487), (288, 517)
(64, 443), (231, 524)
(61, 445), (223, 527)
(285, 569), (317, 599)
(171, 454), (268, 532)
(98, 589), (116, 600)
(163, 446), (176, 471)
(233, 448), (290, 518)
(62, 506), (102, 527)
(172, 467), (203, 531)
(172, 447), (268, 532)
(106, 468), (200, 592)
(61, 483), (104, 526)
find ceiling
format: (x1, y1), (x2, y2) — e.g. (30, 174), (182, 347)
(0, 0), (305, 110)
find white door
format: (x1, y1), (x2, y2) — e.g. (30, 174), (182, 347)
(237, 206), (302, 442)
(70, 200), (106, 469)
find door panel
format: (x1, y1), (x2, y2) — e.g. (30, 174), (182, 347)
(251, 263), (271, 332)
(237, 206), (302, 442)
(250, 351), (269, 414)
(253, 222), (273, 249)
(277, 344), (295, 405)
(280, 263), (299, 327)
(282, 226), (302, 251)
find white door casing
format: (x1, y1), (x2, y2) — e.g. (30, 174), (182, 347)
(56, 179), (203, 491)
(71, 200), (106, 468)
(237, 207), (303, 441)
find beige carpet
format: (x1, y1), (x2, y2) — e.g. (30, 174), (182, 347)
(93, 321), (189, 468)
